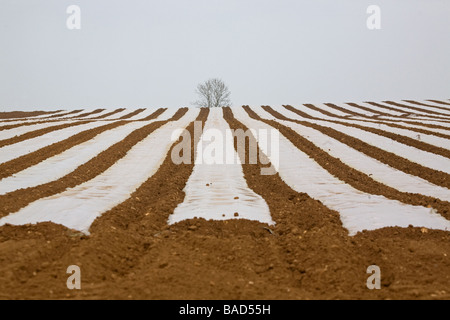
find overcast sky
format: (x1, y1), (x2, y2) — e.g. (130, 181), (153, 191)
(0, 0), (449, 111)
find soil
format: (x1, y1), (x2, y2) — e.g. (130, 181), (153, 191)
(425, 100), (450, 108)
(0, 111), (60, 120)
(89, 109), (126, 120)
(308, 103), (450, 140)
(0, 121), (92, 148)
(65, 109), (105, 119)
(46, 110), (84, 119)
(384, 101), (450, 117)
(253, 106), (450, 220)
(0, 107), (448, 300)
(118, 109), (146, 120)
(366, 102), (450, 122)
(283, 105), (450, 188)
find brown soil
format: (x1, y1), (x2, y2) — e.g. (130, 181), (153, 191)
(140, 108), (167, 121)
(403, 100), (450, 113)
(324, 103), (372, 118)
(253, 106), (450, 220)
(0, 109), (168, 181)
(0, 121), (126, 181)
(345, 102), (391, 116)
(0, 111), (60, 120)
(46, 110), (83, 119)
(384, 101), (449, 117)
(0, 121), (92, 148)
(305, 103), (450, 140)
(320, 115), (450, 160)
(426, 100), (450, 108)
(0, 118), (84, 131)
(0, 109), (188, 217)
(367, 102), (450, 122)
(327, 102), (450, 124)
(66, 109), (105, 119)
(118, 109), (146, 120)
(282, 105), (450, 189)
(88, 109), (126, 120)
(0, 107), (448, 300)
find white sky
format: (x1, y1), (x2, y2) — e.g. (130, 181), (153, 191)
(0, 0), (449, 111)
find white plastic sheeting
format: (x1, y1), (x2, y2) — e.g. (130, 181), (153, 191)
(353, 102), (405, 116)
(343, 120), (450, 150)
(253, 107), (450, 202)
(339, 103), (450, 127)
(0, 121), (158, 195)
(300, 103), (450, 127)
(94, 109), (132, 120)
(0, 108), (200, 234)
(269, 106), (450, 174)
(373, 117), (450, 132)
(297, 108), (450, 149)
(0, 113), (73, 126)
(0, 120), (81, 141)
(23, 110), (69, 120)
(302, 104), (450, 136)
(71, 109), (111, 119)
(0, 121), (116, 165)
(397, 101), (450, 116)
(332, 103), (378, 116)
(296, 105), (336, 118)
(0, 119), (63, 126)
(373, 119), (450, 136)
(168, 108), (274, 225)
(232, 106), (450, 235)
(125, 108), (157, 120)
(369, 102), (450, 120)
(308, 103), (353, 117)
(424, 100), (450, 109)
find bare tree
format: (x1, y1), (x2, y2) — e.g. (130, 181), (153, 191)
(193, 78), (231, 108)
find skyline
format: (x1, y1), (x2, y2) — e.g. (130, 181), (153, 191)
(0, 0), (449, 111)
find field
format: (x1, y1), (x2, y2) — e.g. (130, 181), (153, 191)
(0, 100), (449, 299)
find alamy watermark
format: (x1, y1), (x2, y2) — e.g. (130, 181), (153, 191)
(65, 5), (381, 31)
(367, 5), (381, 30)
(66, 5), (81, 30)
(366, 265), (381, 290)
(66, 265), (81, 290)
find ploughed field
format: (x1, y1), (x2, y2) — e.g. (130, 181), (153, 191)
(0, 100), (449, 299)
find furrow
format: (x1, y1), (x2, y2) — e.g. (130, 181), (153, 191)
(370, 102), (450, 122)
(86, 109), (126, 120)
(0, 118), (85, 131)
(116, 109), (146, 120)
(0, 111), (62, 121)
(65, 109), (105, 119)
(401, 100), (450, 115)
(45, 110), (84, 119)
(284, 105), (450, 157)
(233, 106), (450, 235)
(305, 103), (351, 117)
(0, 121), (118, 165)
(252, 107), (450, 207)
(168, 108), (273, 225)
(350, 102), (405, 116)
(0, 121), (128, 180)
(0, 121), (161, 195)
(427, 100), (450, 108)
(0, 108), (190, 219)
(0, 108), (200, 233)
(279, 105), (450, 188)
(300, 104), (450, 141)
(139, 108), (168, 121)
(0, 121), (93, 148)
